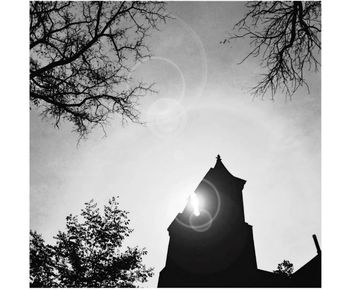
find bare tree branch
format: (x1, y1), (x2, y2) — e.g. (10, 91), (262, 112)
(222, 1), (321, 99)
(30, 1), (169, 137)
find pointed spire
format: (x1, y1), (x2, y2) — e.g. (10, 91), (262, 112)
(214, 154), (224, 168)
(213, 154), (246, 187)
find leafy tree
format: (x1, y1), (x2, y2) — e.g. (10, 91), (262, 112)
(273, 259), (294, 278)
(222, 1), (321, 98)
(30, 197), (153, 287)
(30, 1), (168, 137)
(30, 231), (58, 287)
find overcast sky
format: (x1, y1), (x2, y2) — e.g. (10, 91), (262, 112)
(30, 2), (320, 287)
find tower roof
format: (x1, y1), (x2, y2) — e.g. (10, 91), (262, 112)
(210, 154), (246, 188)
(214, 154), (224, 168)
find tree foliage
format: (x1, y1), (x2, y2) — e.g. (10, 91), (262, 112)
(273, 259), (294, 278)
(30, 197), (153, 287)
(223, 1), (321, 98)
(30, 231), (58, 287)
(30, 1), (168, 137)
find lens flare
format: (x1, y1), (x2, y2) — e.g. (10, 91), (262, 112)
(190, 193), (200, 216)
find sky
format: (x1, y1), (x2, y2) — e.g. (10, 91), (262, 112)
(30, 2), (321, 287)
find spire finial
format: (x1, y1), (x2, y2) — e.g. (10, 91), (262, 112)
(216, 154), (221, 162)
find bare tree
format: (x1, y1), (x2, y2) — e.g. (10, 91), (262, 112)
(30, 1), (168, 137)
(222, 1), (321, 98)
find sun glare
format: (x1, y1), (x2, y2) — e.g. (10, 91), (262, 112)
(190, 193), (200, 216)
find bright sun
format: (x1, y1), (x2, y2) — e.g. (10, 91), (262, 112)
(190, 193), (200, 216)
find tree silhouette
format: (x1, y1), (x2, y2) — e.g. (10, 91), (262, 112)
(222, 1), (321, 98)
(30, 231), (58, 287)
(30, 197), (153, 287)
(273, 260), (294, 278)
(30, 1), (168, 137)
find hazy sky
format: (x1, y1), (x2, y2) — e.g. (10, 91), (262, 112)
(30, 2), (321, 287)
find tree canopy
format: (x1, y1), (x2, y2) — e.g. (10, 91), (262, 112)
(30, 197), (153, 287)
(223, 1), (321, 98)
(30, 1), (168, 137)
(273, 259), (294, 278)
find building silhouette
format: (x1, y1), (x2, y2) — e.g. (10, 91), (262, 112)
(158, 155), (321, 287)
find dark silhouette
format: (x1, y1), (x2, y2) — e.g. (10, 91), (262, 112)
(30, 1), (168, 137)
(30, 197), (153, 287)
(158, 155), (321, 287)
(292, 234), (321, 287)
(222, 1), (321, 98)
(30, 231), (57, 287)
(274, 260), (294, 277)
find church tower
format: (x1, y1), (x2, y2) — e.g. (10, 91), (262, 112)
(158, 155), (258, 287)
